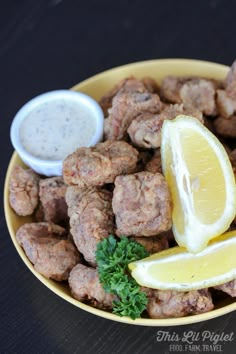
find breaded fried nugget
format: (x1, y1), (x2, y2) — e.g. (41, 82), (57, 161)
(161, 76), (190, 103)
(161, 77), (217, 116)
(213, 115), (236, 138)
(65, 186), (114, 266)
(127, 104), (202, 149)
(69, 264), (116, 309)
(103, 77), (162, 141)
(180, 79), (217, 116)
(112, 172), (172, 237)
(132, 235), (169, 254)
(99, 77), (145, 116)
(144, 288), (214, 318)
(16, 222), (80, 281)
(99, 77), (159, 117)
(216, 90), (236, 118)
(63, 140), (138, 188)
(9, 165), (40, 216)
(39, 176), (68, 224)
(214, 279), (236, 297)
(105, 91), (162, 141)
(216, 60), (236, 118)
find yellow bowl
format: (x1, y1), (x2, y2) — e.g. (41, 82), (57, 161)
(4, 59), (236, 326)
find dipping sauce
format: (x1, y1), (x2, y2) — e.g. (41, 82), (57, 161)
(19, 99), (97, 160)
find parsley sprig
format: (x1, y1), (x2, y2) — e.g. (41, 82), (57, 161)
(96, 235), (149, 320)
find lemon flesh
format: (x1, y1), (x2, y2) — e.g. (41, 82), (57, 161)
(129, 231), (236, 291)
(161, 115), (236, 253)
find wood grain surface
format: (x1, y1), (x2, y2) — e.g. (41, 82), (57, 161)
(1, 1), (236, 353)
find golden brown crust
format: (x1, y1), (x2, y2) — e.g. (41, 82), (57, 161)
(144, 288), (214, 319)
(9, 165), (40, 216)
(69, 264), (116, 309)
(39, 177), (68, 224)
(63, 140), (139, 188)
(16, 222), (80, 281)
(112, 171), (172, 236)
(66, 186), (114, 266)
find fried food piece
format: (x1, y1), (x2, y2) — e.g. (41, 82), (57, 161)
(105, 92), (162, 141)
(214, 279), (236, 297)
(216, 90), (236, 118)
(9, 165), (40, 216)
(66, 186), (114, 266)
(104, 116), (115, 141)
(99, 78), (132, 116)
(142, 77), (159, 93)
(164, 103), (203, 122)
(99, 77), (159, 116)
(116, 77), (148, 94)
(69, 264), (116, 309)
(39, 177), (68, 224)
(104, 80), (162, 140)
(161, 76), (190, 103)
(112, 172), (172, 236)
(225, 60), (236, 96)
(213, 115), (236, 138)
(132, 235), (169, 254)
(127, 104), (202, 149)
(127, 112), (163, 149)
(216, 61), (236, 118)
(16, 222), (80, 281)
(103, 77), (160, 140)
(145, 149), (162, 174)
(63, 140), (138, 188)
(161, 77), (217, 115)
(145, 288), (214, 318)
(180, 79), (217, 116)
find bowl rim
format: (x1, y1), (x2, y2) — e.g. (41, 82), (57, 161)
(71, 57), (229, 92)
(4, 58), (236, 326)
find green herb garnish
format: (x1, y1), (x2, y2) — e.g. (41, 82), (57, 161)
(96, 235), (149, 320)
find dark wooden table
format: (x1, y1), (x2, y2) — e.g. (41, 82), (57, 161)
(1, 1), (236, 353)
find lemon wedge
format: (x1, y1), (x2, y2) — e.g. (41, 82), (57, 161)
(129, 230), (236, 291)
(161, 115), (236, 253)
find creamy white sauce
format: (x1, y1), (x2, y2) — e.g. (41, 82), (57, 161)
(19, 99), (97, 160)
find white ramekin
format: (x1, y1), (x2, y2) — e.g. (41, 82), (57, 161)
(10, 90), (104, 176)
